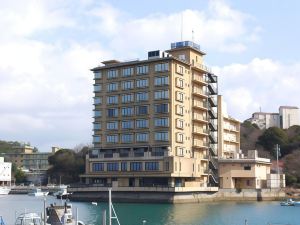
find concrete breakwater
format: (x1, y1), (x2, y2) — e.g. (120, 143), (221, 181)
(68, 188), (286, 203)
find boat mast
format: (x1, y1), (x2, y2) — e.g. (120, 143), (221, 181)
(108, 188), (120, 225)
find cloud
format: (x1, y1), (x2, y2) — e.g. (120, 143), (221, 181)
(0, 0), (264, 150)
(215, 58), (300, 120)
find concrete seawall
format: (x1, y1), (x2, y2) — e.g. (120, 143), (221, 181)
(69, 189), (286, 203)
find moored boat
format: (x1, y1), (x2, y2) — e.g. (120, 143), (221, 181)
(28, 188), (49, 197)
(280, 198), (295, 206)
(0, 186), (10, 195)
(15, 213), (42, 225)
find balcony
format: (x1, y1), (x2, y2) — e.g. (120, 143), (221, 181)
(193, 139), (209, 148)
(193, 100), (208, 111)
(193, 113), (208, 123)
(193, 127), (209, 136)
(192, 87), (208, 98)
(192, 62), (212, 73)
(192, 74), (207, 85)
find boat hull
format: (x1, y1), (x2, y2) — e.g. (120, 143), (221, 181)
(0, 187), (11, 195)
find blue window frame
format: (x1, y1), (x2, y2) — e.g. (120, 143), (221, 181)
(107, 163), (119, 171)
(130, 162), (142, 171)
(145, 162), (159, 171)
(121, 162), (127, 171)
(92, 163), (104, 171)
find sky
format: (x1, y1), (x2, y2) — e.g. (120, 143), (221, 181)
(0, 0), (300, 151)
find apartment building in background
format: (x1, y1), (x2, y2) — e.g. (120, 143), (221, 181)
(247, 106), (299, 129)
(217, 95), (240, 159)
(82, 41), (219, 192)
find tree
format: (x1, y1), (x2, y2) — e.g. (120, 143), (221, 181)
(47, 146), (90, 184)
(284, 151), (300, 185)
(14, 168), (26, 184)
(257, 127), (288, 156)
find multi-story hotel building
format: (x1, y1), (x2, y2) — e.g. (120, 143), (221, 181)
(81, 41), (219, 191)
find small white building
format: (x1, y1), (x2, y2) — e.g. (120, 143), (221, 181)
(279, 106), (300, 129)
(0, 157), (12, 186)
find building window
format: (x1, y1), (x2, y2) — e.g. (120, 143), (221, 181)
(136, 79), (149, 88)
(93, 123), (101, 130)
(121, 107), (134, 116)
(136, 133), (149, 142)
(122, 67), (134, 77)
(121, 162), (127, 171)
(154, 90), (169, 100)
(121, 134), (133, 143)
(136, 92), (148, 102)
(137, 65), (149, 75)
(154, 103), (169, 113)
(107, 70), (118, 79)
(94, 97), (102, 104)
(176, 133), (184, 143)
(176, 119), (184, 129)
(94, 110), (102, 117)
(155, 63), (169, 72)
(154, 76), (169, 86)
(136, 119), (149, 128)
(154, 118), (169, 127)
(107, 83), (118, 92)
(136, 105), (148, 115)
(176, 65), (184, 74)
(176, 105), (184, 115)
(93, 135), (101, 143)
(107, 163), (119, 171)
(155, 132), (169, 141)
(107, 96), (118, 105)
(94, 84), (102, 92)
(92, 163), (104, 171)
(94, 71), (102, 79)
(107, 135), (119, 143)
(244, 165), (251, 170)
(122, 93), (134, 103)
(107, 121), (118, 130)
(121, 120), (134, 129)
(145, 162), (159, 171)
(176, 91), (184, 102)
(130, 162), (142, 171)
(107, 108), (118, 118)
(122, 80), (134, 90)
(176, 78), (184, 88)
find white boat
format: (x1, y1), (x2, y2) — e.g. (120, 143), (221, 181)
(0, 186), (10, 195)
(28, 188), (49, 197)
(280, 198), (295, 206)
(15, 213), (42, 225)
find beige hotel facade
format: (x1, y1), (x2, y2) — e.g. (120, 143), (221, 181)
(81, 41), (219, 192)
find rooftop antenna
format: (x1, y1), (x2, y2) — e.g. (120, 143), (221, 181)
(180, 12), (183, 41)
(192, 29), (194, 43)
(260, 106), (262, 112)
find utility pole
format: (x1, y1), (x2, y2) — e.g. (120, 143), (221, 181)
(275, 144), (281, 188)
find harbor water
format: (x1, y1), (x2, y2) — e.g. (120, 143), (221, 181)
(0, 195), (298, 225)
